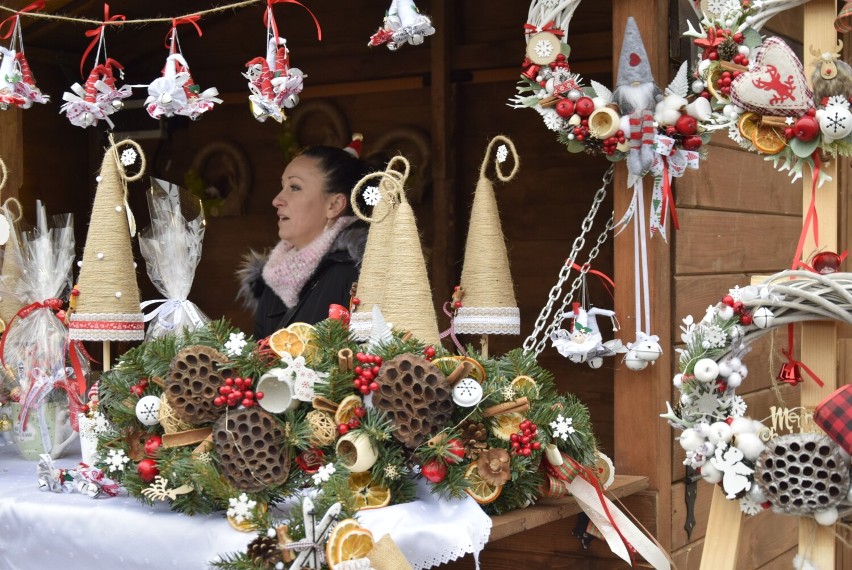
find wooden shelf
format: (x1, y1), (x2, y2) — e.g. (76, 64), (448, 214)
(489, 474), (649, 542)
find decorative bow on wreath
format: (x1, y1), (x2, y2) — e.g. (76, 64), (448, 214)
(649, 134), (700, 241)
(522, 20), (565, 37)
(141, 298), (206, 332)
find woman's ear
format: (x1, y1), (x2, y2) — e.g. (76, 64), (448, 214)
(327, 192), (348, 218)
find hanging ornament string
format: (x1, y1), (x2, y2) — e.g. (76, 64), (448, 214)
(0, 0), (45, 40)
(107, 134), (146, 238)
(791, 152), (821, 270)
(80, 4), (125, 77)
(166, 15), (203, 52)
(264, 0), (322, 49)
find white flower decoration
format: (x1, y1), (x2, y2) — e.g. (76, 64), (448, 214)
(550, 414), (576, 440)
(363, 185), (381, 207)
(729, 395), (747, 418)
(496, 144), (509, 164)
(312, 462), (336, 486)
(120, 148), (138, 167)
(225, 332), (247, 357)
(227, 493), (257, 523)
(541, 109), (564, 131)
(106, 449), (130, 473)
(533, 38), (554, 59)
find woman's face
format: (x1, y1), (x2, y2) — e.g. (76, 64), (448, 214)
(273, 155), (342, 249)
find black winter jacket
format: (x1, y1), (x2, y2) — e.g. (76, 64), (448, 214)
(237, 221), (368, 339)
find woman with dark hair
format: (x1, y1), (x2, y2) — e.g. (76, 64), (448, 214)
(238, 139), (373, 338)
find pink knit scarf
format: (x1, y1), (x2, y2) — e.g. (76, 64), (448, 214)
(262, 216), (356, 308)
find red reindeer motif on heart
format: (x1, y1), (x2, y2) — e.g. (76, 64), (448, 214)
(730, 37), (814, 116)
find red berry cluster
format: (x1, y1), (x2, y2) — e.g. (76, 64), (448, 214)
(129, 378), (149, 397)
(337, 406), (367, 435)
(573, 119), (590, 142)
(353, 353), (383, 395)
(510, 420), (542, 456)
(715, 71), (736, 97)
(721, 295), (753, 326)
(214, 377), (264, 408)
(704, 28), (749, 64)
(602, 130), (626, 155)
(548, 53), (568, 72)
(423, 346), (436, 361)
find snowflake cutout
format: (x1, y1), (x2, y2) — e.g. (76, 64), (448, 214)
(706, 0), (740, 17)
(227, 493), (257, 524)
(824, 108), (849, 134)
(739, 496), (763, 516)
(828, 95), (849, 108)
(384, 464), (400, 481)
(224, 332), (247, 357)
(106, 449), (130, 473)
(363, 185), (381, 206)
(500, 385), (517, 402)
(120, 148), (137, 167)
(727, 123), (744, 144)
(541, 109), (564, 131)
(533, 39), (554, 59)
(496, 144), (509, 164)
(686, 391), (726, 419)
(312, 462), (336, 486)
(196, 452), (213, 465)
(550, 414), (576, 440)
(700, 325), (727, 349)
(728, 395), (747, 417)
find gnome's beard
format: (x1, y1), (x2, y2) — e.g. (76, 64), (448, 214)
(613, 82), (659, 114)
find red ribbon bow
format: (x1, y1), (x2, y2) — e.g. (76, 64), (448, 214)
(522, 20), (564, 38)
(165, 14), (203, 51)
(570, 263), (615, 299)
(0, 0), (45, 40)
(791, 152), (822, 270)
(264, 0), (322, 50)
(80, 4), (126, 77)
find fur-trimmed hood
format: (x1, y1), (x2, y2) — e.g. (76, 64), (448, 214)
(236, 220), (368, 312)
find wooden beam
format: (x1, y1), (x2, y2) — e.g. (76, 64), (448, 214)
(612, 0), (673, 550)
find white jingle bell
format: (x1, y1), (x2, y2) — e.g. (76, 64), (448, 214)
(624, 350), (649, 371)
(135, 395), (161, 426)
(814, 507), (839, 526)
(159, 92), (173, 104)
(752, 307), (775, 329)
(111, 100), (123, 111)
(452, 378), (483, 407)
(633, 340), (662, 362)
(818, 105), (852, 143)
(588, 356), (603, 369)
(693, 358), (720, 382)
(568, 352), (587, 364)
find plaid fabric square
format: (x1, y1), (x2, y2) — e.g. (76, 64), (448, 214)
(814, 384), (852, 455)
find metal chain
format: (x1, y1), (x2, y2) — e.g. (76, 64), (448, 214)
(522, 166), (614, 356)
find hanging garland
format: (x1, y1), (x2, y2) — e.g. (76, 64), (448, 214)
(663, 269), (852, 522)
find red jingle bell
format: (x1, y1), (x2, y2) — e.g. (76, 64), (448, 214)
(812, 251), (842, 274)
(777, 362), (803, 386)
(521, 64), (541, 81)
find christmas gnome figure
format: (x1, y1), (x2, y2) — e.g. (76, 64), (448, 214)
(612, 17), (661, 184)
(349, 153), (407, 341)
(454, 136), (521, 336)
(68, 137), (146, 342)
(381, 156), (440, 345)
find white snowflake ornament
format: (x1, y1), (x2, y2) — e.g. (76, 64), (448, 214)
(534, 39), (554, 59)
(227, 493), (257, 524)
(363, 185), (381, 206)
(312, 462), (336, 486)
(120, 148), (138, 167)
(550, 414), (576, 440)
(225, 332), (248, 357)
(496, 144), (509, 163)
(739, 495), (763, 516)
(106, 449), (130, 473)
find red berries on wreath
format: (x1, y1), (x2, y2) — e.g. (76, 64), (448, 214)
(214, 377), (264, 408)
(353, 352), (382, 395)
(510, 420), (541, 456)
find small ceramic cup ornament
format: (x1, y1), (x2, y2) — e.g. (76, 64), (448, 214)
(256, 368), (299, 414)
(135, 395), (162, 426)
(752, 307), (775, 329)
(624, 350), (649, 371)
(452, 377), (483, 407)
(693, 358), (720, 383)
(336, 431), (378, 473)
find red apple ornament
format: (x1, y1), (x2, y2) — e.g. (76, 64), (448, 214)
(683, 135), (703, 150)
(421, 459), (448, 483)
(793, 115), (820, 142)
(675, 115), (697, 136)
(574, 97), (595, 117)
(137, 458), (160, 482)
(144, 435), (163, 457)
(555, 99), (575, 118)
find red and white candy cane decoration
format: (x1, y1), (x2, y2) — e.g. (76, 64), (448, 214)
(0, 0), (49, 110)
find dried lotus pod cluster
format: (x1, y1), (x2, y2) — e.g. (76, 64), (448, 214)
(755, 433), (851, 516)
(372, 353), (454, 449)
(165, 345), (234, 424)
(213, 408), (289, 492)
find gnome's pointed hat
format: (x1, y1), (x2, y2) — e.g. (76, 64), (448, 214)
(69, 137), (146, 341)
(455, 136), (521, 335)
(616, 17), (653, 87)
(343, 133), (364, 158)
(380, 156), (440, 345)
(348, 158), (407, 340)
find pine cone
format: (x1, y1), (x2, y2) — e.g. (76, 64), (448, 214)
(247, 534), (282, 569)
(718, 37), (739, 62)
(460, 419), (488, 459)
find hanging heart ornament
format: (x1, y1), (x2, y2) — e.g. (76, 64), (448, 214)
(730, 37), (814, 116)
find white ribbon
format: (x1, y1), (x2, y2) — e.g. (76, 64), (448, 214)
(649, 134), (699, 242)
(140, 298), (205, 331)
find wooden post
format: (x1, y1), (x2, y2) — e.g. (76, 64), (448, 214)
(612, 0), (673, 550)
(800, 2), (839, 566)
(0, 108), (23, 199)
(699, 486), (743, 570)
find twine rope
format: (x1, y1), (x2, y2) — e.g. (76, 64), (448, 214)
(0, 157), (7, 197)
(478, 135), (520, 183)
(0, 1), (264, 27)
(350, 158), (408, 224)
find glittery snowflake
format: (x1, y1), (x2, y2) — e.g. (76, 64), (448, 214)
(706, 0), (741, 16)
(384, 464), (400, 481)
(227, 493), (257, 524)
(728, 395), (747, 417)
(501, 385), (517, 402)
(312, 462), (336, 486)
(828, 95), (849, 108)
(700, 325), (727, 349)
(693, 391), (726, 417)
(739, 496), (763, 516)
(363, 185), (381, 206)
(550, 414), (576, 440)
(106, 449), (130, 473)
(224, 332), (247, 357)
(533, 38), (554, 59)
(541, 109), (564, 131)
(496, 144), (509, 164)
(196, 451), (213, 465)
(120, 148), (138, 166)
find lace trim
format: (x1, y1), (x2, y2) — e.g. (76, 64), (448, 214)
(454, 306), (520, 335)
(406, 517), (492, 570)
(348, 312), (372, 341)
(69, 312), (145, 341)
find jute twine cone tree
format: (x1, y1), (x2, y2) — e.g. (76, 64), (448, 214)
(381, 156), (440, 345)
(455, 136), (521, 356)
(348, 156), (407, 341)
(0, 158), (25, 329)
(69, 136), (147, 366)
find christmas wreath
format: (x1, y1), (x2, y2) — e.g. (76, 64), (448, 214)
(663, 269), (852, 522)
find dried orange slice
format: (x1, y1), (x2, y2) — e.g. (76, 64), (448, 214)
(269, 328), (305, 359)
(737, 112), (760, 141)
(751, 124), (787, 154)
(286, 322), (318, 361)
(334, 394), (363, 425)
(464, 462), (502, 504)
(326, 519), (365, 566)
(432, 356), (487, 382)
(705, 67), (727, 101)
(348, 471), (391, 511)
(334, 528), (374, 565)
(490, 412), (525, 441)
(510, 375), (538, 396)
